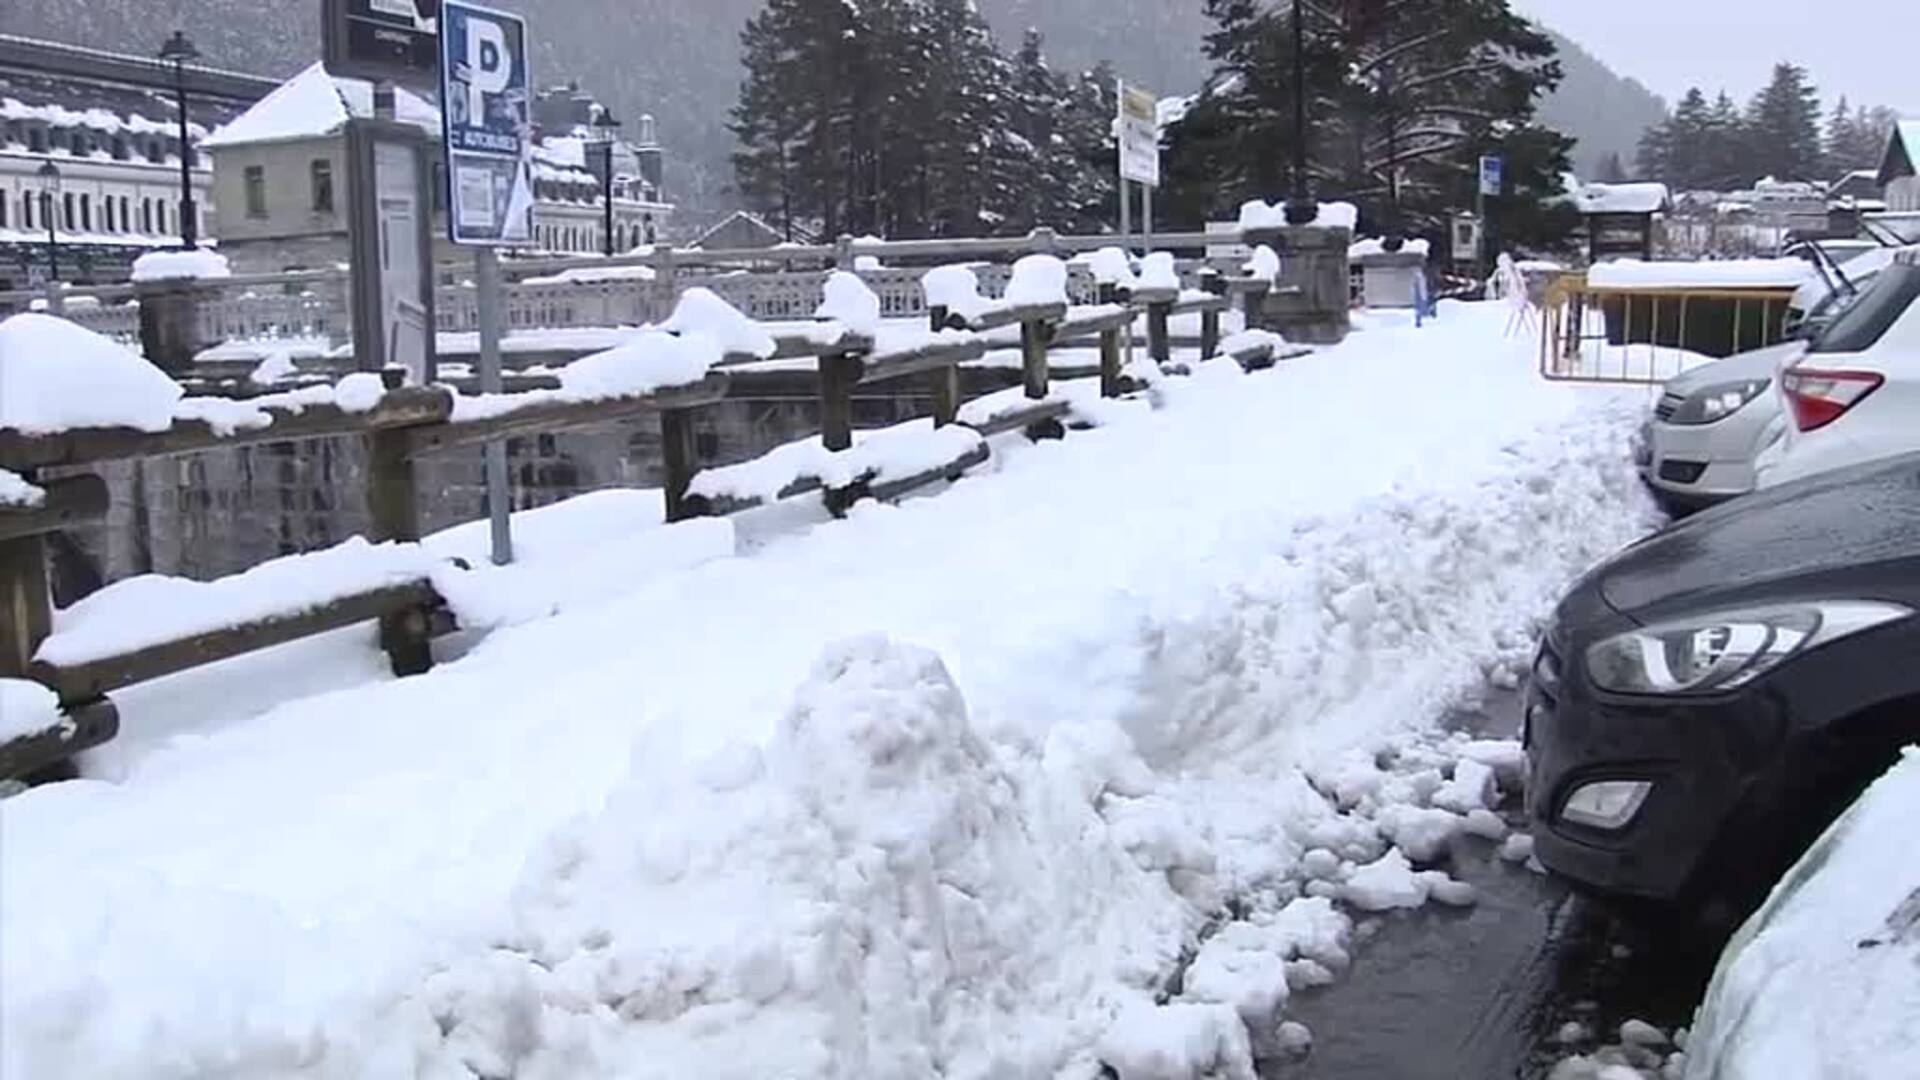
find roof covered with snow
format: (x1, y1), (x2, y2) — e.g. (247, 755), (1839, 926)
(202, 63), (438, 149)
(1880, 120), (1920, 185)
(1573, 182), (1671, 215)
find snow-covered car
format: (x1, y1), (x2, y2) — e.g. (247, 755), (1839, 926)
(1638, 341), (1802, 514)
(1683, 749), (1920, 1079)
(1758, 248), (1920, 490)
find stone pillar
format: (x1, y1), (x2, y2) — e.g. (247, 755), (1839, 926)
(1244, 225), (1353, 344)
(1354, 250), (1428, 309)
(134, 281), (209, 377)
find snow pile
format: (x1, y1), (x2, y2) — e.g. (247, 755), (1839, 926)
(814, 271), (883, 335)
(658, 287), (777, 359)
(448, 332), (719, 423)
(1243, 245), (1282, 283)
(1005, 254), (1070, 306)
(521, 264), (657, 285)
(1682, 749), (1920, 1079)
(0, 302), (1663, 1080)
(1349, 238), (1431, 259)
(1573, 182), (1670, 215)
(246, 349), (300, 386)
(1139, 252), (1181, 293)
(1080, 247), (1139, 289)
(1218, 329), (1288, 359)
(0, 469), (44, 508)
(853, 254), (884, 272)
(922, 264), (994, 323)
(1587, 258), (1814, 290)
(0, 679), (62, 743)
(33, 537), (441, 668)
(1238, 200), (1360, 232)
(1547, 1019), (1685, 1079)
(688, 417), (986, 505)
(129, 249), (232, 283)
(0, 314), (183, 434)
(1176, 896), (1351, 1042)
(171, 373), (389, 437)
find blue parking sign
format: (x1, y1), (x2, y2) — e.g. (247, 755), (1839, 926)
(1479, 155), (1503, 197)
(440, 0), (534, 245)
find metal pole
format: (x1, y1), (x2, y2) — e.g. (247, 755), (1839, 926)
(1143, 183), (1154, 257)
(174, 63), (197, 249)
(1475, 182), (1486, 290)
(1291, 0), (1306, 204)
(1119, 177), (1131, 249)
(601, 143), (615, 257)
(42, 193), (57, 284)
(476, 247), (514, 566)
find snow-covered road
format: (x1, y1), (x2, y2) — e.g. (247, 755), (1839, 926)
(1, 302), (1661, 1079)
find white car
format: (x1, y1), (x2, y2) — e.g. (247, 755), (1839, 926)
(1684, 749), (1920, 1078)
(1759, 248), (1920, 490)
(1639, 340), (1802, 512)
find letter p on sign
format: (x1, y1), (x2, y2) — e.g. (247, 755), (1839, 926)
(464, 18), (510, 122)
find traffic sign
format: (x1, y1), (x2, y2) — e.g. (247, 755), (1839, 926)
(439, 0), (535, 246)
(1118, 82), (1161, 187)
(324, 0), (441, 88)
(1479, 155), (1503, 197)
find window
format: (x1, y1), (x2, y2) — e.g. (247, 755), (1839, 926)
(244, 165), (267, 218)
(63, 193), (74, 230)
(119, 196), (130, 232)
(145, 139), (163, 164)
(140, 199), (151, 233)
(112, 136), (129, 160)
(21, 193), (31, 229)
(80, 194), (91, 232)
(28, 126), (46, 153)
(310, 159), (334, 213)
(0, 196), (7, 229)
(1810, 264), (1920, 355)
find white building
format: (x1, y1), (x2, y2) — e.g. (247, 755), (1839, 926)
(1878, 121), (1920, 214)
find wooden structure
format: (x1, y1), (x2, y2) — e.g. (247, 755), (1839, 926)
(1538, 273), (1799, 385)
(0, 256), (1290, 781)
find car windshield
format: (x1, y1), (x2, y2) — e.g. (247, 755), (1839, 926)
(1808, 263), (1920, 354)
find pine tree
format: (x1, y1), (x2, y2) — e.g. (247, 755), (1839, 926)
(1743, 63), (1823, 182)
(1701, 91), (1751, 190)
(1823, 96), (1858, 179)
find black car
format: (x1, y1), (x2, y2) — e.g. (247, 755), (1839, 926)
(1525, 450), (1920, 925)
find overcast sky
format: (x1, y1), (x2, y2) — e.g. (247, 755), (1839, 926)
(1509, 0), (1917, 116)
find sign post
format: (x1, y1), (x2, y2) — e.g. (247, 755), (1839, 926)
(1118, 82), (1160, 255)
(441, 0), (535, 566)
(1476, 154), (1502, 286)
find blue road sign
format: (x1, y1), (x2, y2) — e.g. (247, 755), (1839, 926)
(440, 0), (534, 245)
(1479, 155), (1503, 197)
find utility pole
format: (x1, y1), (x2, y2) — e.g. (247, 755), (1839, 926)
(1284, 0), (1319, 225)
(158, 30), (201, 249)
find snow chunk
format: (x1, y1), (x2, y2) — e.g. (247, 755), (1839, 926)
(1219, 329), (1287, 359)
(1619, 1019), (1668, 1047)
(659, 287), (777, 359)
(1499, 832), (1535, 863)
(1238, 200), (1359, 231)
(332, 372), (386, 413)
(519, 331), (714, 411)
(0, 469), (44, 508)
(1343, 848), (1430, 911)
(1099, 1000), (1256, 1080)
(921, 264), (993, 323)
(1243, 245), (1281, 283)
(814, 270), (882, 335)
(129, 249), (231, 283)
(1432, 758), (1498, 813)
(1587, 258), (1813, 290)
(1139, 252), (1180, 293)
(0, 314), (184, 434)
(0, 679), (62, 743)
(1349, 237), (1431, 259)
(246, 349), (299, 386)
(688, 417), (985, 504)
(1374, 804), (1462, 861)
(35, 537), (439, 668)
(1460, 738), (1527, 791)
(1463, 808), (1509, 841)
(1573, 182), (1670, 215)
(1005, 254), (1069, 306)
(1080, 246), (1138, 289)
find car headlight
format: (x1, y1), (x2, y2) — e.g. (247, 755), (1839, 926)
(1666, 379), (1771, 425)
(1585, 601), (1909, 695)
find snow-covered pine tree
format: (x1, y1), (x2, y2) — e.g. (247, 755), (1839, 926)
(1743, 63), (1824, 183)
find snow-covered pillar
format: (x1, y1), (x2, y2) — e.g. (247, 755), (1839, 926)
(1353, 249), (1427, 309)
(134, 280), (210, 377)
(1243, 223), (1353, 344)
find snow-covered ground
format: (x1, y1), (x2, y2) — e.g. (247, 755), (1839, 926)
(0, 301), (1661, 1079)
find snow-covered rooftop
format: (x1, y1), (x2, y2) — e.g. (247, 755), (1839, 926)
(1881, 120), (1920, 184)
(1573, 182), (1670, 215)
(202, 63), (438, 149)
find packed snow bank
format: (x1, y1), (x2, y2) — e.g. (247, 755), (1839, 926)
(129, 248), (232, 283)
(1587, 258), (1814, 290)
(1, 302), (1660, 1079)
(0, 314), (183, 434)
(1683, 749), (1920, 1079)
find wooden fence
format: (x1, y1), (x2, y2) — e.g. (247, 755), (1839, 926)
(0, 258), (1289, 781)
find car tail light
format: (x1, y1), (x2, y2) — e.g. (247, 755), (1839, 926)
(1781, 368), (1883, 432)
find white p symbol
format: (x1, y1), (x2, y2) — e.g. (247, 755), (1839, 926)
(464, 18), (510, 123)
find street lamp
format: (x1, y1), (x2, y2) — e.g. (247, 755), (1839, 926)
(36, 161), (60, 284)
(592, 106), (621, 257)
(1282, 0), (1320, 226)
(157, 30), (200, 249)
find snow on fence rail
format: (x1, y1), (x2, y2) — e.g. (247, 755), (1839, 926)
(0, 259), (1296, 781)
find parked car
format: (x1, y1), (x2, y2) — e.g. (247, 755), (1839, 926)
(1636, 251), (1892, 515)
(1683, 749), (1920, 1078)
(1524, 449), (1920, 928)
(1757, 248), (1920, 490)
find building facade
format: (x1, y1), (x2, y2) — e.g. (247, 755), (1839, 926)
(0, 34), (270, 289)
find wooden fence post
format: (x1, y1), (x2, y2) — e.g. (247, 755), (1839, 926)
(820, 349), (859, 452)
(1096, 283), (1124, 399)
(0, 533), (51, 680)
(928, 305), (961, 427)
(660, 407), (700, 522)
(1148, 299), (1173, 365)
(1200, 269), (1225, 360)
(365, 427), (432, 677)
(1020, 316), (1049, 400)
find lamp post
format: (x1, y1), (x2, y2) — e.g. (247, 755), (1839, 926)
(1283, 0), (1320, 225)
(592, 107), (622, 256)
(158, 30), (200, 249)
(36, 161), (61, 285)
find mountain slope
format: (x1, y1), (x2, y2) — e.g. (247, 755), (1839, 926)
(1535, 29), (1669, 179)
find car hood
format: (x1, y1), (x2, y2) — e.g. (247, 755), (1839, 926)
(1663, 341), (1805, 397)
(1600, 451), (1920, 616)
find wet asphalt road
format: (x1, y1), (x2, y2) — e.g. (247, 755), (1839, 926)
(1261, 693), (1718, 1080)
